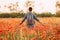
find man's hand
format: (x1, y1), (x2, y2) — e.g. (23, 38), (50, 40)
(39, 21), (46, 27)
(20, 23), (22, 25)
(16, 23), (22, 27)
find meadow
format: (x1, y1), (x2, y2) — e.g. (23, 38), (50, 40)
(0, 17), (60, 40)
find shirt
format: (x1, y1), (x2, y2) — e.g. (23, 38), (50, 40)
(21, 12), (40, 26)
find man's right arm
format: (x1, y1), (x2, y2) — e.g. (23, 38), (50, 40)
(20, 14), (27, 25)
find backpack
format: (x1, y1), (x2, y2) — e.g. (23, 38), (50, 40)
(27, 13), (34, 24)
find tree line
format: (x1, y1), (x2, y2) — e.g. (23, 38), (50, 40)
(0, 12), (60, 18)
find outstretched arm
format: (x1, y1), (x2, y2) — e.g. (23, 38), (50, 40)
(33, 14), (40, 23)
(20, 14), (27, 25)
(33, 14), (46, 27)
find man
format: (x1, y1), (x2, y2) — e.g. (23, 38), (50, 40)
(20, 7), (44, 29)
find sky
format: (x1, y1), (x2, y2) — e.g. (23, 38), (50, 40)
(0, 0), (57, 14)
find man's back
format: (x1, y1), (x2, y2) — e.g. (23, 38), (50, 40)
(26, 12), (34, 25)
(20, 7), (40, 29)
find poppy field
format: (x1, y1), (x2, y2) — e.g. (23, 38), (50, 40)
(0, 17), (60, 40)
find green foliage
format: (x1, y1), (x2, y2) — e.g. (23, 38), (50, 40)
(37, 12), (52, 17)
(0, 32), (4, 40)
(7, 32), (13, 40)
(36, 35), (41, 40)
(52, 14), (56, 17)
(13, 32), (20, 40)
(0, 12), (60, 18)
(29, 33), (34, 40)
(56, 11), (60, 17)
(0, 13), (10, 18)
(0, 13), (25, 18)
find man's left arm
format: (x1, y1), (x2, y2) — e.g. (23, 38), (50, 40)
(33, 14), (40, 23)
(33, 14), (45, 26)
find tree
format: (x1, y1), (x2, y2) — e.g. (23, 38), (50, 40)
(25, 0), (34, 7)
(56, 1), (60, 14)
(56, 2), (60, 11)
(8, 2), (19, 13)
(56, 2), (60, 7)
